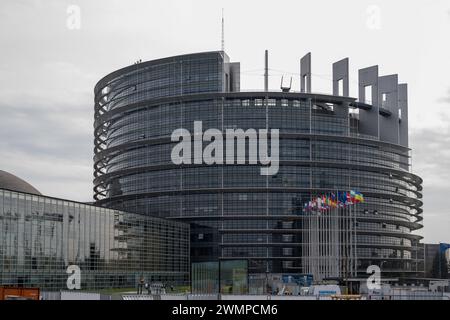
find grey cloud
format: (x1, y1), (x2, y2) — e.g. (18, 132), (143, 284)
(0, 102), (92, 162)
(410, 125), (450, 243)
(0, 99), (93, 201)
(411, 126), (450, 186)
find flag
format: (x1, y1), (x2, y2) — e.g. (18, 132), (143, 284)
(440, 243), (450, 253)
(346, 192), (353, 205)
(331, 193), (337, 206)
(350, 190), (357, 202)
(328, 195), (336, 208)
(302, 190), (363, 214)
(338, 191), (346, 207)
(317, 197), (323, 210)
(350, 190), (364, 203)
(354, 191), (364, 203)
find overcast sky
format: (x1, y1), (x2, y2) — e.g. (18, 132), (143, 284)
(0, 0), (449, 243)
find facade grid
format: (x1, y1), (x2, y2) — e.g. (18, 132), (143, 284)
(0, 189), (190, 290)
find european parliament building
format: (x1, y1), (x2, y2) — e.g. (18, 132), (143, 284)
(0, 171), (189, 290)
(93, 51), (424, 281)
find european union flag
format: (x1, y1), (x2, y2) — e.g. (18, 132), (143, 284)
(440, 243), (450, 253)
(338, 191), (347, 205)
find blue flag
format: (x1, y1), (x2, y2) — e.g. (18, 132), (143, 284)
(440, 243), (450, 253)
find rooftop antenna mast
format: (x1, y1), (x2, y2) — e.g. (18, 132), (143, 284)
(264, 50), (268, 92)
(221, 8), (225, 51)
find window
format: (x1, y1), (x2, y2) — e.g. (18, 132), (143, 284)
(364, 85), (372, 104)
(238, 194), (247, 201)
(382, 93), (387, 107)
(338, 79), (344, 96)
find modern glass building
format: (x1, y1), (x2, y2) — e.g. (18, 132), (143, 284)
(0, 184), (189, 290)
(93, 51), (423, 280)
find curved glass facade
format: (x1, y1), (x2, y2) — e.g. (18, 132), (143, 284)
(94, 52), (423, 278)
